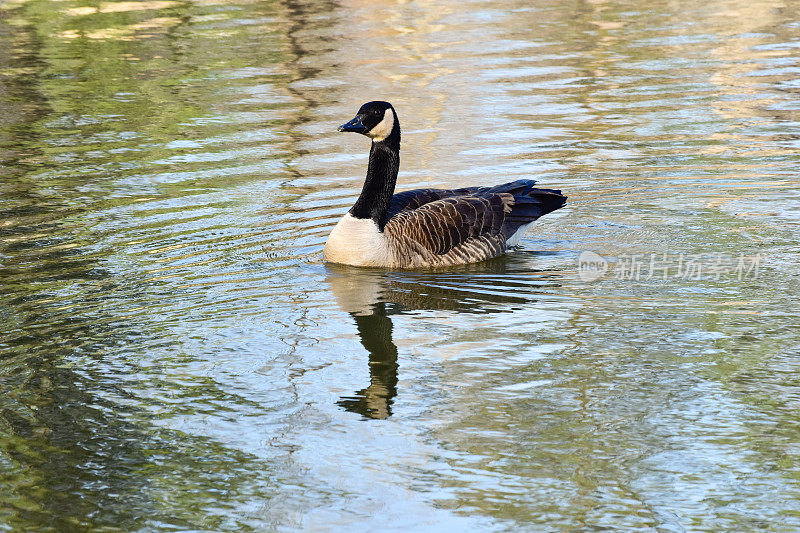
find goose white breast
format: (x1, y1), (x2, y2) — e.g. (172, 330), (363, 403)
(323, 213), (393, 267)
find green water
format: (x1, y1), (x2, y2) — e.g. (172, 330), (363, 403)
(1, 0), (800, 530)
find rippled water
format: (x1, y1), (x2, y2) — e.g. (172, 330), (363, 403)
(1, 0), (800, 529)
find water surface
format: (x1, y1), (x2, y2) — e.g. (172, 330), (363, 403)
(1, 0), (800, 530)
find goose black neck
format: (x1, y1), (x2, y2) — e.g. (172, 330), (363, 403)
(349, 130), (400, 231)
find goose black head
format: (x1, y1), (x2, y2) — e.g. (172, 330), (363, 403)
(338, 101), (399, 144)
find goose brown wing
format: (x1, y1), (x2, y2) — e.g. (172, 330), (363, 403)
(384, 193), (512, 256)
(384, 180), (543, 222)
(385, 187), (479, 222)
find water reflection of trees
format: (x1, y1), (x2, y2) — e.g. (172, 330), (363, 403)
(0, 1), (289, 529)
(1, 313), (269, 529)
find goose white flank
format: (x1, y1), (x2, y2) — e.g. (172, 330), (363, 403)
(324, 101), (567, 268)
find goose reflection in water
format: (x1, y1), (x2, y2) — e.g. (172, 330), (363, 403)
(336, 302), (399, 420)
(325, 253), (563, 419)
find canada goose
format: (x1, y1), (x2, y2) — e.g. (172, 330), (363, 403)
(323, 101), (567, 268)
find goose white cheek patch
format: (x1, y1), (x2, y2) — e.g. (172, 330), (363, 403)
(367, 108), (394, 142)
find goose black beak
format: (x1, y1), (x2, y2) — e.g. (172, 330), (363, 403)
(338, 115), (367, 134)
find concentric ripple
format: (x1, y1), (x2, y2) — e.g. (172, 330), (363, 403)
(1, 0), (799, 530)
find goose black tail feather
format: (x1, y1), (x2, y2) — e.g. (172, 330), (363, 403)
(501, 188), (567, 238)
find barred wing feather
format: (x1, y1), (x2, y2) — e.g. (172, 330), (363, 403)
(382, 181), (566, 267)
